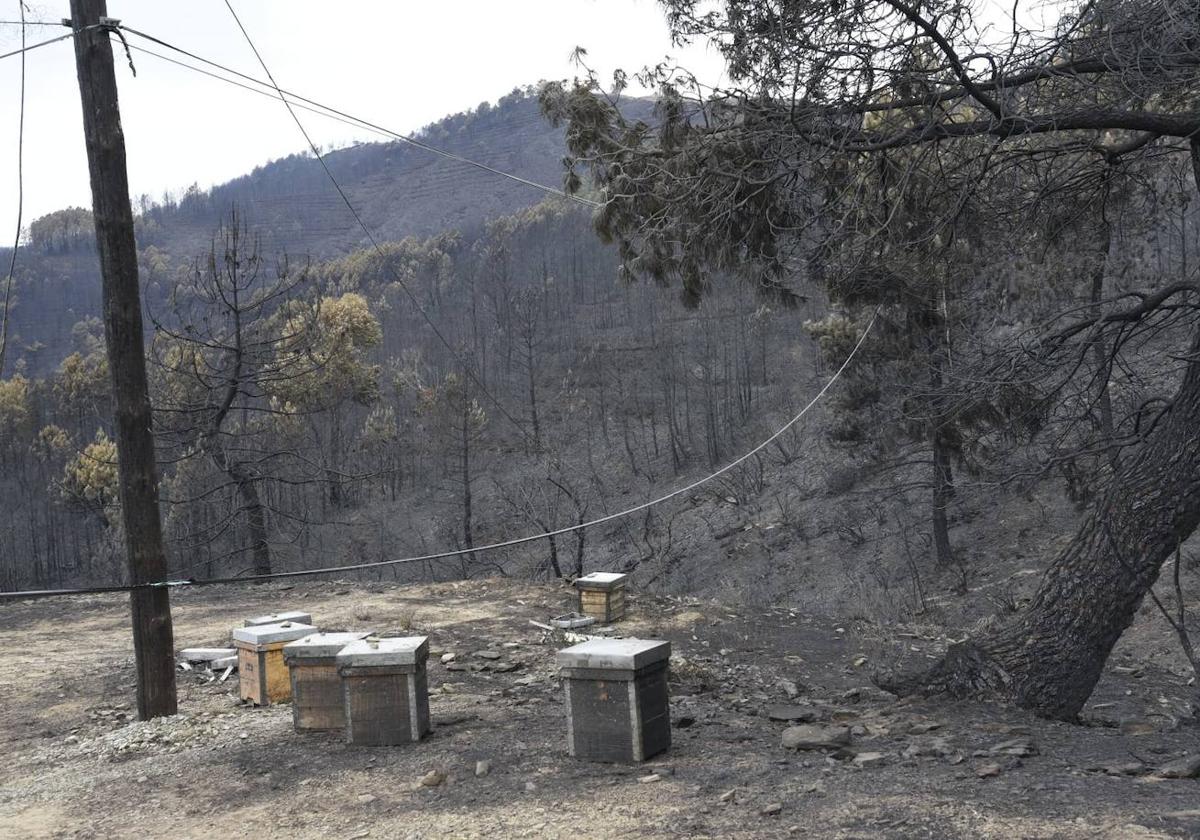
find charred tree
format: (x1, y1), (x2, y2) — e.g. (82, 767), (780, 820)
(886, 312), (1200, 718)
(543, 0), (1200, 718)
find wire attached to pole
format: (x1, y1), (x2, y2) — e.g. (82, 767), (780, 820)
(0, 0), (27, 378)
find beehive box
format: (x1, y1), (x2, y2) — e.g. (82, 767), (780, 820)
(557, 638), (671, 763)
(245, 610), (313, 627)
(574, 572), (628, 623)
(231, 621), (317, 706)
(282, 631), (373, 731)
(336, 636), (431, 746)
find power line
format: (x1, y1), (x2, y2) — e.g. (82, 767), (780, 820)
(0, 19), (598, 209)
(0, 306), (879, 600)
(117, 24), (600, 209)
(0, 0), (26, 378)
(123, 42), (402, 145)
(217, 0), (533, 440)
(0, 21), (108, 60)
(0, 26), (71, 59)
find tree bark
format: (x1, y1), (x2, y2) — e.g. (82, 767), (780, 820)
(886, 320), (1200, 719)
(544, 532), (562, 579)
(227, 463), (271, 577)
(930, 428), (955, 569)
(71, 0), (177, 719)
(927, 304), (955, 569)
(1090, 178), (1118, 471)
(460, 377), (477, 569)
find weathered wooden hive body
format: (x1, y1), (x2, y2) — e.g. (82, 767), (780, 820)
(557, 638), (671, 763)
(282, 631), (373, 731)
(336, 636), (431, 746)
(232, 621), (317, 706)
(244, 610), (313, 627)
(573, 572), (629, 623)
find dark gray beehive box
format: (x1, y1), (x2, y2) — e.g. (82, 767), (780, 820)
(557, 638), (671, 763)
(283, 631), (373, 732)
(336, 636), (431, 746)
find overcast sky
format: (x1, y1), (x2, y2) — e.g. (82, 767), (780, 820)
(0, 0), (728, 237)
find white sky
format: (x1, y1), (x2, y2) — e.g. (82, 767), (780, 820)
(0, 0), (728, 237)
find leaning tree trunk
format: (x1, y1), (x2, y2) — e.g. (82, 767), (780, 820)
(887, 321), (1200, 720)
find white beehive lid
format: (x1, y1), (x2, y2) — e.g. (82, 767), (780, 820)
(232, 621), (317, 646)
(336, 635), (429, 668)
(556, 638), (670, 670)
(573, 572), (629, 591)
(244, 610), (313, 627)
(283, 631), (373, 660)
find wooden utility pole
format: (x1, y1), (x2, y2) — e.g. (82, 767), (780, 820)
(70, 0), (177, 719)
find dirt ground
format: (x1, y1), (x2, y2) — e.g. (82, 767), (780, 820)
(1, 578), (1198, 840)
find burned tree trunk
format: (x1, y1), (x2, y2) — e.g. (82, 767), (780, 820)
(887, 321), (1200, 719)
(227, 462), (270, 577)
(926, 298), (956, 569)
(929, 344), (955, 570)
(930, 428), (955, 569)
(460, 375), (477, 569)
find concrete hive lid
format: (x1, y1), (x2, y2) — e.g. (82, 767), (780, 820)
(244, 610), (313, 627)
(336, 635), (429, 668)
(283, 631), (373, 660)
(556, 638), (670, 670)
(573, 571), (628, 591)
(231, 621), (318, 646)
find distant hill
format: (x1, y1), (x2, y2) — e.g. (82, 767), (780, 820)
(3, 89), (655, 373)
(138, 88), (654, 258)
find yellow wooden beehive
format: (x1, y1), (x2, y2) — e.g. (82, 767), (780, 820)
(574, 572), (629, 623)
(231, 621), (317, 706)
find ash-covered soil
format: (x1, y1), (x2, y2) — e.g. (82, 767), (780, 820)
(1, 578), (1197, 839)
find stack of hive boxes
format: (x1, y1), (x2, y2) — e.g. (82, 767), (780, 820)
(231, 611), (430, 746)
(335, 636), (431, 745)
